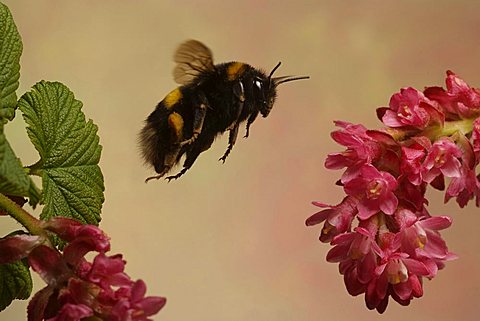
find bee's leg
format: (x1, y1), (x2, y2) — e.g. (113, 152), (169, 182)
(166, 135), (214, 181)
(219, 81), (245, 162)
(145, 163), (170, 182)
(219, 124), (239, 163)
(226, 81), (246, 131)
(244, 111), (258, 138)
(145, 173), (165, 183)
(145, 146), (183, 183)
(164, 159), (190, 181)
(145, 160), (175, 182)
(179, 93), (208, 147)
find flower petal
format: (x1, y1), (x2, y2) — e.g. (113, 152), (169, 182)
(28, 246), (70, 285)
(343, 266), (365, 296)
(402, 258), (429, 276)
(393, 280), (412, 301)
(419, 216), (452, 230)
(0, 234), (43, 264)
(356, 202), (378, 220)
(305, 209), (331, 226)
(379, 193), (399, 215)
(27, 286), (55, 321)
(410, 274), (423, 297)
(440, 157), (462, 178)
(357, 251), (376, 284)
(326, 244), (350, 263)
(46, 303), (93, 321)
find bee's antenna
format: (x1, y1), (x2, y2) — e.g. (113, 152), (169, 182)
(268, 62), (282, 79)
(275, 76), (310, 85)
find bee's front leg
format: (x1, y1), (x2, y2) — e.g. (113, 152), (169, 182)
(226, 80), (245, 130)
(179, 92), (208, 147)
(219, 124), (239, 163)
(244, 111), (258, 138)
(220, 81), (245, 162)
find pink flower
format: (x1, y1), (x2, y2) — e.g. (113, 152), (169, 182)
(28, 245), (72, 287)
(425, 71), (480, 118)
(327, 227), (377, 263)
(0, 234), (45, 264)
(325, 121), (380, 170)
(443, 71), (480, 117)
(42, 217), (111, 259)
(308, 70), (477, 313)
(328, 226), (380, 287)
(111, 280), (167, 321)
(421, 137), (462, 183)
(395, 209), (456, 272)
(364, 232), (430, 313)
(45, 304), (93, 321)
(85, 253), (132, 289)
(446, 163), (480, 207)
(367, 261), (425, 313)
(8, 218), (168, 321)
(400, 144), (427, 186)
(394, 178), (428, 212)
(471, 117), (480, 157)
(344, 165), (399, 219)
(338, 260), (366, 296)
(306, 197), (358, 243)
(381, 87), (441, 128)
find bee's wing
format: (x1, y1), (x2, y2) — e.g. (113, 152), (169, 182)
(173, 40), (215, 85)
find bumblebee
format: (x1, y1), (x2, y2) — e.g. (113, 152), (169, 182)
(140, 40), (309, 182)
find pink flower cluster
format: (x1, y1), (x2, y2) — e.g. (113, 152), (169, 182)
(307, 71), (480, 312)
(0, 218), (166, 321)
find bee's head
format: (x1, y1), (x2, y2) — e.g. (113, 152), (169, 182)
(254, 62), (309, 118)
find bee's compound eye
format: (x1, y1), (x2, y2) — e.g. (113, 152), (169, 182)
(254, 80), (262, 90)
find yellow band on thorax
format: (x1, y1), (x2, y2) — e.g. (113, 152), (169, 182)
(164, 87), (182, 108)
(227, 62), (246, 81)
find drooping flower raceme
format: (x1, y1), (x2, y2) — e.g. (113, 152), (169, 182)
(307, 71), (480, 313)
(0, 217), (166, 321)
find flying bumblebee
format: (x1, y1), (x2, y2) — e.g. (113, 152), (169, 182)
(140, 40), (309, 182)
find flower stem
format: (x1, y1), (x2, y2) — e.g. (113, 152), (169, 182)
(414, 118), (475, 142)
(441, 118), (475, 137)
(0, 193), (46, 237)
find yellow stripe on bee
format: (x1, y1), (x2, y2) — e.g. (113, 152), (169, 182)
(227, 62), (246, 81)
(168, 112), (184, 140)
(163, 87), (182, 109)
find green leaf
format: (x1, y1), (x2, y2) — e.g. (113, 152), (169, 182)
(0, 128), (29, 196)
(0, 122), (40, 207)
(0, 2), (22, 121)
(0, 259), (33, 311)
(0, 4), (39, 206)
(18, 81), (104, 224)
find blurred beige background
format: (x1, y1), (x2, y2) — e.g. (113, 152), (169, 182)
(1, 0), (480, 320)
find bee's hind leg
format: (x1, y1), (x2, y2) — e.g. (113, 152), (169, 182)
(179, 93), (208, 147)
(166, 135), (215, 181)
(145, 145), (182, 183)
(145, 172), (167, 183)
